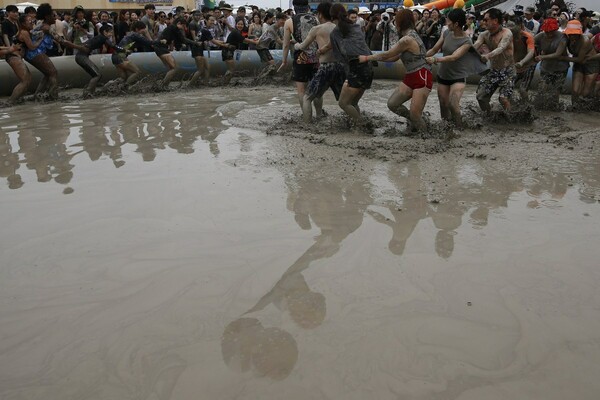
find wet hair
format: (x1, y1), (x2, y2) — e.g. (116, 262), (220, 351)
(5, 5), (18, 13)
(395, 9), (415, 32)
(131, 21), (146, 31)
(485, 8), (503, 23)
(36, 3), (53, 21)
(18, 14), (31, 28)
(447, 8), (466, 28)
(316, 2), (332, 21)
(330, 3), (353, 36)
(99, 24), (113, 35)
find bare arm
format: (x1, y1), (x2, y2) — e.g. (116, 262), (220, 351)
(2, 34), (11, 47)
(278, 19), (293, 71)
(473, 31), (485, 51)
(361, 36), (412, 62)
(19, 31), (43, 50)
(516, 49), (535, 67)
(560, 39), (590, 63)
(427, 42), (471, 64)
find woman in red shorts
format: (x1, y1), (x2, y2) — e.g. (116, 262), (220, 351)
(360, 9), (430, 133)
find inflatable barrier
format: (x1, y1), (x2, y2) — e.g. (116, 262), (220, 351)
(0, 49), (573, 96)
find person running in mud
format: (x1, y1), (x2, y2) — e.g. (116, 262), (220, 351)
(2, 5), (32, 104)
(279, 0), (320, 116)
(323, 3), (374, 127)
(361, 9), (430, 132)
(473, 8), (515, 112)
(110, 21), (165, 86)
(507, 16), (537, 102)
(18, 6), (59, 100)
(155, 17), (200, 88)
(59, 25), (125, 97)
(221, 18), (256, 84)
(252, 13), (286, 77)
(189, 16), (227, 86)
(534, 17), (569, 108)
(560, 20), (599, 105)
(294, 1), (344, 122)
(425, 9), (488, 128)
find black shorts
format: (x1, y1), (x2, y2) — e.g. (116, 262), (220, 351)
(257, 48), (273, 63)
(222, 48), (235, 61)
(347, 60), (373, 90)
(306, 62), (346, 101)
(436, 76), (466, 86)
(191, 44), (205, 58)
(573, 61), (600, 75)
(111, 52), (127, 66)
(154, 45), (170, 57)
(292, 61), (318, 83)
(75, 53), (100, 78)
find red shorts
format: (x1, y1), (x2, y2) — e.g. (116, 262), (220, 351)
(402, 68), (433, 90)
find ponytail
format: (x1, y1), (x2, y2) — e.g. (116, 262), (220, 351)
(330, 3), (354, 37)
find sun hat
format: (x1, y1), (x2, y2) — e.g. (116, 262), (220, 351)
(563, 19), (583, 35)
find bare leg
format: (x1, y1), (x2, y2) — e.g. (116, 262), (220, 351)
(295, 81), (307, 109)
(190, 56), (205, 86)
(582, 73), (598, 98)
(387, 83), (413, 120)
(7, 57), (32, 103)
(314, 96), (324, 117)
(437, 83), (452, 121)
(408, 87), (431, 131)
(29, 54), (58, 100)
(302, 93), (313, 123)
(338, 82), (364, 123)
(159, 54), (177, 88)
(448, 83), (466, 128)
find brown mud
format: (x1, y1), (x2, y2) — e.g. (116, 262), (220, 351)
(1, 83), (600, 400)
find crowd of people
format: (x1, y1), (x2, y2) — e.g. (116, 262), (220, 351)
(1, 1), (599, 132)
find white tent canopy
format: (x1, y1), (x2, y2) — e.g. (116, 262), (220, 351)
(494, 0), (598, 13)
(14, 2), (40, 12)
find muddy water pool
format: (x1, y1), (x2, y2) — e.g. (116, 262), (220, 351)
(1, 87), (600, 399)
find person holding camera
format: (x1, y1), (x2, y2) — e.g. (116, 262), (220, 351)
(71, 6), (94, 55)
(377, 8), (399, 51)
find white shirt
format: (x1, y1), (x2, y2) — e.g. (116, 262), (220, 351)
(224, 15), (236, 41)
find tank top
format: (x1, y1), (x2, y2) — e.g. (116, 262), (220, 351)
(400, 30), (429, 74)
(438, 30), (488, 80)
(292, 13), (318, 64)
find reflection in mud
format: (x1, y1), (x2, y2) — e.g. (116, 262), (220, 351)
(222, 166), (373, 380)
(0, 97), (226, 191)
(2, 86), (600, 399)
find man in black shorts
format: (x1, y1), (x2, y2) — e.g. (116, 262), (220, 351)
(253, 13), (286, 76)
(279, 0), (320, 112)
(294, 2), (344, 122)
